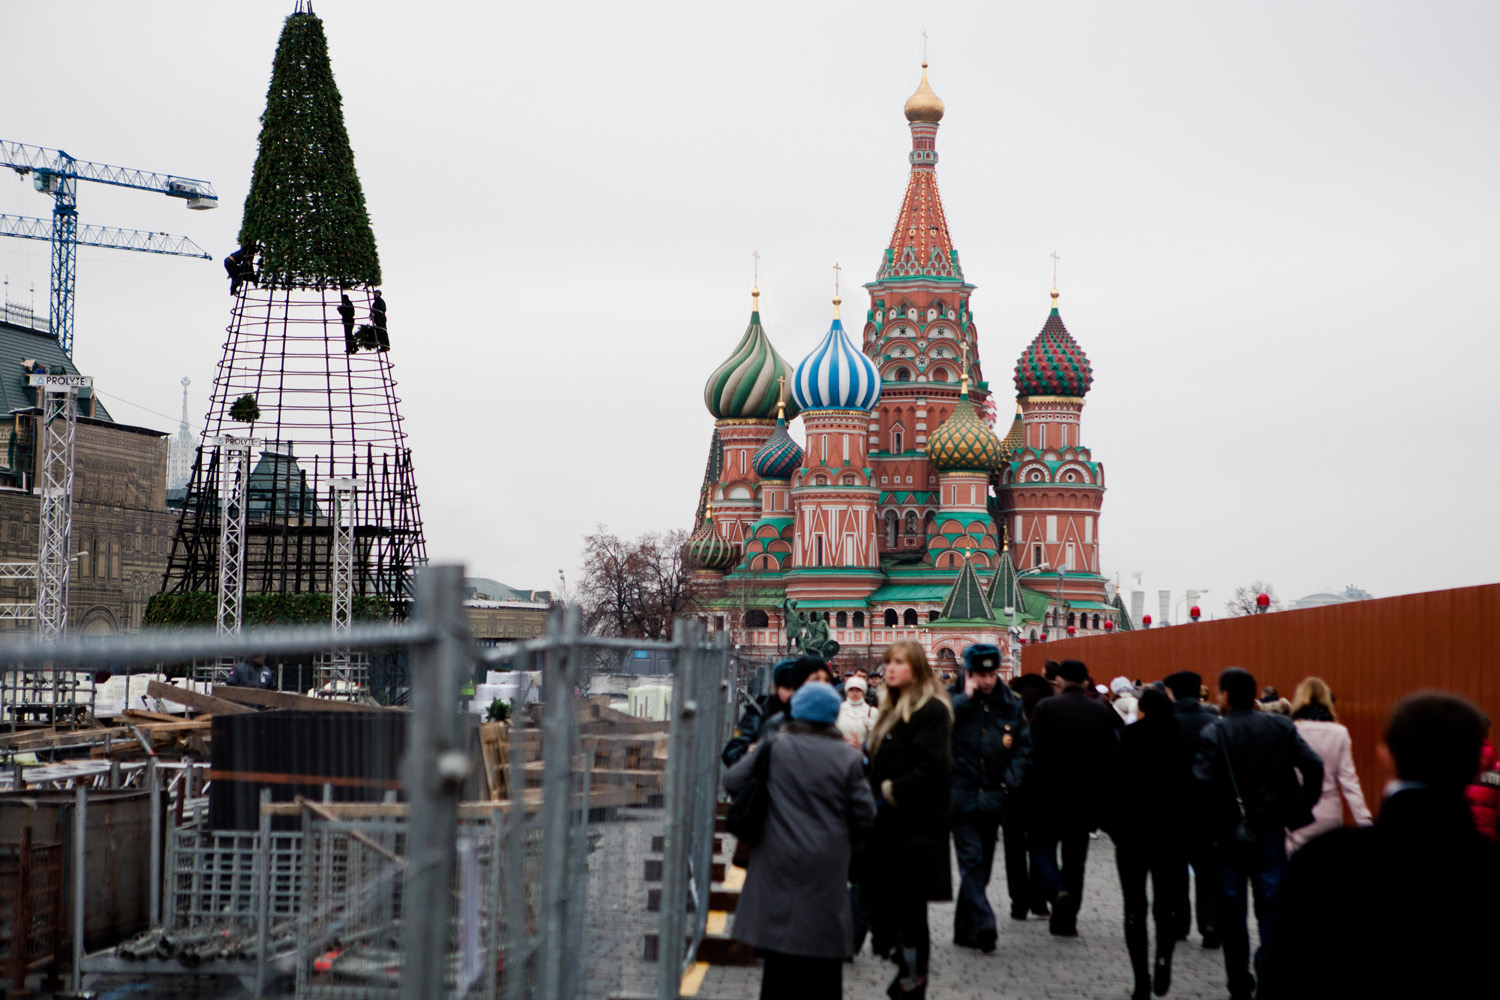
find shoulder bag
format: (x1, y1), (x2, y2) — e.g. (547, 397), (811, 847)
(1213, 720), (1261, 856)
(726, 738), (774, 864)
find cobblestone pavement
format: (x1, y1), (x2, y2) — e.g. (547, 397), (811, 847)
(699, 835), (1255, 1000)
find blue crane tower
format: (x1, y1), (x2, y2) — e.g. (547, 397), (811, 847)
(0, 140), (217, 356)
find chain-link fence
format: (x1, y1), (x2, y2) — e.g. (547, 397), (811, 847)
(0, 564), (733, 1000)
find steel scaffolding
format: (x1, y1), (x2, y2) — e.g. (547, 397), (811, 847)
(30, 373), (85, 644)
(316, 478), (366, 697)
(213, 437), (254, 680)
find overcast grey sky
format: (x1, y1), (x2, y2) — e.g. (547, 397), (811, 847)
(3, 1), (1496, 616)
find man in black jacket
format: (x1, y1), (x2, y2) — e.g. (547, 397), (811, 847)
(1193, 667), (1323, 1000)
(1164, 670), (1221, 948)
(948, 644), (1031, 952)
(1260, 692), (1500, 1000)
(1028, 658), (1122, 936)
(722, 655), (826, 767)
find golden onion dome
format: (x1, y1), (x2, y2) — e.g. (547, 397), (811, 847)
(904, 62), (945, 123)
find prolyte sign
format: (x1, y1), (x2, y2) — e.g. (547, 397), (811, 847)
(27, 374), (93, 389)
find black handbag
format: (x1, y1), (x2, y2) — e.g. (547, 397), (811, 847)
(1213, 721), (1261, 855)
(726, 739), (774, 853)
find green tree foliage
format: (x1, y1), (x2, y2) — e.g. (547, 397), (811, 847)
(144, 591), (391, 628)
(229, 393), (261, 423)
(238, 10), (381, 290)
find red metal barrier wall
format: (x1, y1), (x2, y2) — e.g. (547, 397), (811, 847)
(1020, 583), (1500, 814)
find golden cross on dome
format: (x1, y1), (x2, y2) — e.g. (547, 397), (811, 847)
(833, 261), (842, 298)
(776, 374), (787, 418)
(753, 249), (760, 286)
(959, 340), (971, 390)
(922, 30), (929, 65)
(1050, 250), (1061, 290)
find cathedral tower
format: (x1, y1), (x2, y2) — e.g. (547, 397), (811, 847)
(787, 291), (882, 602)
(862, 62), (992, 559)
(701, 285), (798, 547)
(997, 289), (1108, 609)
(925, 347), (1005, 568)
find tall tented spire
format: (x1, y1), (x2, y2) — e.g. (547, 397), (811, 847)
(878, 61), (960, 281)
(238, 10), (380, 289)
(939, 548), (996, 622)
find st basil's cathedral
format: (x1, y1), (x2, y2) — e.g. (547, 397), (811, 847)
(684, 62), (1128, 673)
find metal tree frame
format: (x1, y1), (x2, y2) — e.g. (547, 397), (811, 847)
(162, 286), (426, 622)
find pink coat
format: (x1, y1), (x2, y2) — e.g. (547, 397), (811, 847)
(1286, 719), (1374, 854)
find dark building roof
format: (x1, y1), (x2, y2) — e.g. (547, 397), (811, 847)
(247, 445), (322, 520)
(0, 317), (110, 420)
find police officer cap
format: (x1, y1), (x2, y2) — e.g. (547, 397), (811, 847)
(963, 644), (1002, 673)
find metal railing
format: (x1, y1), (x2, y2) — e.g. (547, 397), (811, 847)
(0, 564), (732, 1000)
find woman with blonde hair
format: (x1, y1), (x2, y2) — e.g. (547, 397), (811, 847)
(1285, 677), (1374, 854)
(866, 641), (952, 998)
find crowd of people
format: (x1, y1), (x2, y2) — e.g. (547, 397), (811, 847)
(721, 644), (1500, 1000)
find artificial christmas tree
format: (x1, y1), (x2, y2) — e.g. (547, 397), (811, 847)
(159, 7), (425, 689)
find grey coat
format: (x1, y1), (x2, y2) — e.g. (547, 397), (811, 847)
(724, 722), (876, 958)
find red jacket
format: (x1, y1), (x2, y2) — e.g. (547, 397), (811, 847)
(1466, 740), (1500, 841)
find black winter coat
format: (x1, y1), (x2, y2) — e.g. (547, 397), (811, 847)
(1101, 713), (1191, 847)
(1260, 788), (1500, 1000)
(868, 697), (954, 902)
(722, 693), (788, 767)
(1192, 709), (1323, 839)
(948, 679), (1030, 817)
(1027, 686), (1122, 830)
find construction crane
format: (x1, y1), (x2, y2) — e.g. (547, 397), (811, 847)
(1, 140), (216, 356)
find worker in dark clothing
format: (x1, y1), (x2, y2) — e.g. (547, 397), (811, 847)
(338, 293), (358, 353)
(224, 245), (257, 296)
(371, 289), (389, 351)
(948, 644), (1031, 952)
(226, 653), (271, 689)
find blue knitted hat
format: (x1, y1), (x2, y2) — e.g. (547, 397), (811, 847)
(791, 681), (841, 725)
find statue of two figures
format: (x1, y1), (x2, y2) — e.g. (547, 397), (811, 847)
(782, 598), (841, 660)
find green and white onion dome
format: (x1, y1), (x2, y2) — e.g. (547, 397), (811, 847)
(682, 509), (739, 572)
(704, 292), (800, 420)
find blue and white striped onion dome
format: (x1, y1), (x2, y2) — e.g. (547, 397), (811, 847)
(752, 418), (804, 479)
(792, 313), (881, 412)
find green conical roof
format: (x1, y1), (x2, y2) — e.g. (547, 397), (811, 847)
(987, 545), (1019, 611)
(939, 551), (995, 622)
(238, 10), (380, 290)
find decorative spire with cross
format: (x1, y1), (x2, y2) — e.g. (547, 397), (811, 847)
(959, 339), (970, 391)
(1050, 250), (1061, 307)
(752, 249), (761, 307)
(832, 262), (842, 319)
(922, 30), (929, 66)
(776, 374), (787, 421)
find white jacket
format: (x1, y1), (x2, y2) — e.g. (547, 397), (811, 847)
(836, 699), (878, 747)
